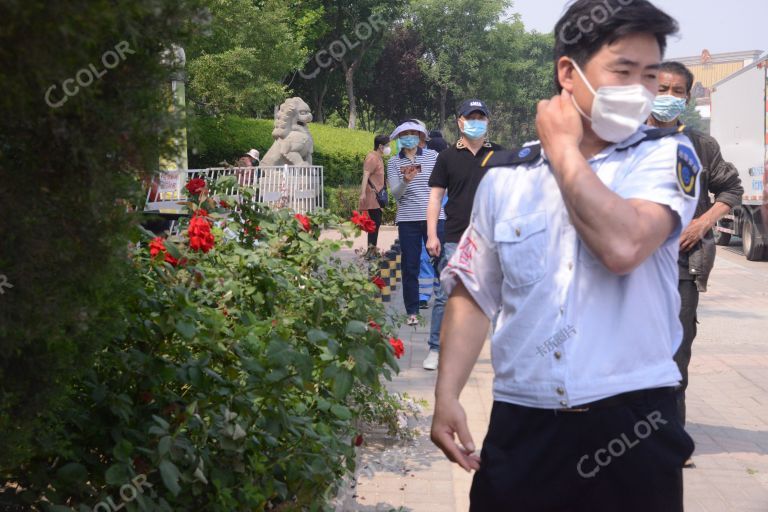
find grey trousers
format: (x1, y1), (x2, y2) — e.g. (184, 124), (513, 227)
(673, 279), (699, 426)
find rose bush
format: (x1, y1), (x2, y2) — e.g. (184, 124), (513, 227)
(3, 180), (415, 510)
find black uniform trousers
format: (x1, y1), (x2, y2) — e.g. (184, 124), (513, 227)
(673, 279), (699, 426)
(470, 388), (694, 512)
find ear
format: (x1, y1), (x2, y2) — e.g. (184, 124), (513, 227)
(557, 57), (576, 93)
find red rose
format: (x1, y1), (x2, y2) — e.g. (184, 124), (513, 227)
(389, 337), (405, 359)
(185, 178), (206, 195)
(354, 434), (364, 447)
(149, 237), (184, 266)
(192, 208), (208, 218)
(368, 320), (382, 332)
(294, 213), (311, 232)
(372, 276), (386, 289)
(149, 236), (166, 257)
(351, 210), (377, 233)
(219, 200), (230, 208)
(188, 216), (215, 253)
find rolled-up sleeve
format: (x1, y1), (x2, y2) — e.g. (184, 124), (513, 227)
(440, 172), (503, 318)
(703, 136), (743, 208)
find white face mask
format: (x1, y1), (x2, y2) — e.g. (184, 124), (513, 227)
(569, 60), (655, 143)
(382, 146), (392, 156)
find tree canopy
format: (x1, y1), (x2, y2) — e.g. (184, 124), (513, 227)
(188, 0), (557, 145)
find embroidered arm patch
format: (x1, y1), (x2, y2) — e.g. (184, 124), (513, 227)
(676, 144), (700, 198)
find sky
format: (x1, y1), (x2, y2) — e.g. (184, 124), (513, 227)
(511, 0), (767, 58)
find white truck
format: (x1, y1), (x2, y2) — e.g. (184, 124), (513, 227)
(709, 53), (768, 261)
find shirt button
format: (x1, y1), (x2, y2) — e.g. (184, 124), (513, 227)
(554, 351), (562, 359)
(568, 262), (573, 270)
(559, 306), (565, 315)
(559, 400), (568, 407)
(515, 227), (521, 237)
(556, 387), (565, 395)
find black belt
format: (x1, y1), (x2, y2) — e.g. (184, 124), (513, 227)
(556, 387), (676, 413)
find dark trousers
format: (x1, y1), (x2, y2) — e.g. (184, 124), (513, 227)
(398, 220), (444, 315)
(470, 389), (694, 512)
(366, 208), (382, 247)
(674, 279), (699, 425)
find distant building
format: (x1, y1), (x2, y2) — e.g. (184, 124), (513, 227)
(670, 49), (764, 119)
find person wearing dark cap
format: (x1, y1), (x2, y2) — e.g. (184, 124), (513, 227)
(423, 99), (503, 370)
(427, 130), (449, 153)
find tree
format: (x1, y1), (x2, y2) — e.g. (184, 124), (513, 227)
(360, 25), (434, 127)
(681, 100), (709, 134)
(294, 0), (404, 129)
(0, 0), (202, 470)
(477, 21), (554, 145)
(410, 0), (512, 130)
(186, 0), (311, 117)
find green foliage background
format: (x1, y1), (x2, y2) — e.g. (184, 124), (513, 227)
(0, 0), (202, 471)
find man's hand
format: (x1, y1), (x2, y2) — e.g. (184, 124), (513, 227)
(426, 235), (441, 258)
(535, 89), (584, 172)
(680, 215), (713, 252)
(431, 397), (481, 472)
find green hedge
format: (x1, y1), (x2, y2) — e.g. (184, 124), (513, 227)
(189, 115), (376, 187)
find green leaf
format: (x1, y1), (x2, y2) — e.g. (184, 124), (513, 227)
(105, 463), (130, 485)
(330, 404), (351, 420)
(55, 462), (87, 483)
(176, 320), (196, 340)
(158, 435), (172, 456)
(164, 240), (182, 259)
(159, 460), (181, 496)
(152, 414), (170, 430)
(307, 329), (329, 343)
(345, 320), (366, 335)
(112, 439), (133, 462)
(332, 369), (353, 399)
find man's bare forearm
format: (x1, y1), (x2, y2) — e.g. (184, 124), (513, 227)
(435, 282), (490, 400)
(700, 201), (731, 226)
(552, 146), (674, 273)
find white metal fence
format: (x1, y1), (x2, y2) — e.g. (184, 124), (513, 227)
(144, 165), (324, 215)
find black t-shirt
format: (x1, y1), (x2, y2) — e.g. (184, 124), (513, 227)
(428, 141), (503, 243)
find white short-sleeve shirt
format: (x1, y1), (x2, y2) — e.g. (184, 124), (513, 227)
(442, 126), (701, 409)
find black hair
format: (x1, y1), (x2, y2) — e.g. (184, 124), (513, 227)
(553, 0), (679, 91)
(659, 61), (695, 95)
(374, 134), (390, 150)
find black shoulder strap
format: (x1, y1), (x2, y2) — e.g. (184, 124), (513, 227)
(617, 125), (687, 151)
(480, 144), (541, 168)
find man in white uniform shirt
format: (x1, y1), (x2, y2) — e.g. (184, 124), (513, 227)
(430, 1), (700, 510)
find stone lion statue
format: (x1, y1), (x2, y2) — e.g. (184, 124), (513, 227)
(261, 97), (314, 166)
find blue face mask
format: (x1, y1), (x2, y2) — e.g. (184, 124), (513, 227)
(651, 95), (687, 122)
(399, 135), (420, 149)
(462, 119), (488, 140)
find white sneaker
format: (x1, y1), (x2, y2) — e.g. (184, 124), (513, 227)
(423, 349), (439, 371)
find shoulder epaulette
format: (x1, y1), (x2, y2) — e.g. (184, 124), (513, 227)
(617, 125), (686, 151)
(480, 144), (541, 168)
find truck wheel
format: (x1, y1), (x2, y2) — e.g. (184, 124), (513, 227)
(742, 217), (766, 261)
(713, 228), (731, 246)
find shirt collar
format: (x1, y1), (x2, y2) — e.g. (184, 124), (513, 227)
(456, 138), (493, 151)
(399, 146), (424, 158)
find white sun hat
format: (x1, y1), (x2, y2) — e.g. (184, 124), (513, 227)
(389, 121), (428, 140)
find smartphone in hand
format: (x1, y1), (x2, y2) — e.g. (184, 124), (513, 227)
(401, 164), (422, 176)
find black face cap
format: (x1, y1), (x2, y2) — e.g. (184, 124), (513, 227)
(457, 99), (489, 118)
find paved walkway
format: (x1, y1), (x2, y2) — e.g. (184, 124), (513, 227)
(336, 228), (768, 511)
